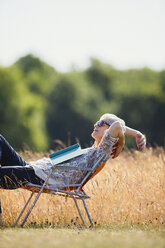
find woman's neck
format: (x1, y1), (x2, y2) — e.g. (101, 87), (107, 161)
(94, 139), (101, 147)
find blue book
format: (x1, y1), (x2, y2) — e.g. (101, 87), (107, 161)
(49, 144), (86, 165)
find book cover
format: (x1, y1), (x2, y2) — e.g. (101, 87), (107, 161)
(49, 144), (86, 165)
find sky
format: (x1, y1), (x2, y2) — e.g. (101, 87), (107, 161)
(0, 0), (165, 72)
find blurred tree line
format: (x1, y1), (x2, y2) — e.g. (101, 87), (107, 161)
(0, 54), (164, 151)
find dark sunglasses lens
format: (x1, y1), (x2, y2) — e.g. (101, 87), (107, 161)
(97, 120), (104, 127)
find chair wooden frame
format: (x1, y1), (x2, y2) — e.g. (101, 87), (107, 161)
(13, 154), (106, 228)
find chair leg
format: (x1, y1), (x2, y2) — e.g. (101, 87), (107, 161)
(20, 169), (53, 227)
(20, 189), (45, 227)
(13, 192), (34, 227)
(82, 198), (93, 227)
(72, 196), (87, 227)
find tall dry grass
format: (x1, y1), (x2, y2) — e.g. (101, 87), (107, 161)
(0, 147), (164, 227)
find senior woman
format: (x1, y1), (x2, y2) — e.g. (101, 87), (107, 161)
(0, 113), (146, 189)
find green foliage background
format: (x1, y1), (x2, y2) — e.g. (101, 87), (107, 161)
(0, 54), (164, 151)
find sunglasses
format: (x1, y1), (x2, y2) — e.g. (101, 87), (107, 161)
(95, 120), (110, 127)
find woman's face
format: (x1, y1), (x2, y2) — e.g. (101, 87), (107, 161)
(91, 119), (110, 142)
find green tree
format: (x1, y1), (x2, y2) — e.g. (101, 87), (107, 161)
(46, 71), (105, 148)
(1, 54), (164, 150)
(0, 66), (48, 151)
(86, 58), (115, 100)
(15, 54), (56, 96)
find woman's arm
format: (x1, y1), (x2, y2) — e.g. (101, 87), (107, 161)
(125, 126), (146, 150)
(125, 126), (139, 137)
(108, 123), (146, 158)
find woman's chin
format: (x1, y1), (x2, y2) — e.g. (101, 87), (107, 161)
(91, 132), (95, 139)
(91, 131), (98, 139)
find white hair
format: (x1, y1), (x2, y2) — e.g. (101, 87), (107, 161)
(100, 113), (125, 126)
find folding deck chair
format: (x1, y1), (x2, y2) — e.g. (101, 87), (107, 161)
(13, 144), (107, 228)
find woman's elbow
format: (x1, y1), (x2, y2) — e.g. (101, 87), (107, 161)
(108, 121), (125, 138)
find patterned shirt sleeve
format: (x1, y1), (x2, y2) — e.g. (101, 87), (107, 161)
(97, 130), (118, 153)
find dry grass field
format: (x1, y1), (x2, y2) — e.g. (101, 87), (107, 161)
(0, 147), (164, 228)
(0, 147), (165, 248)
